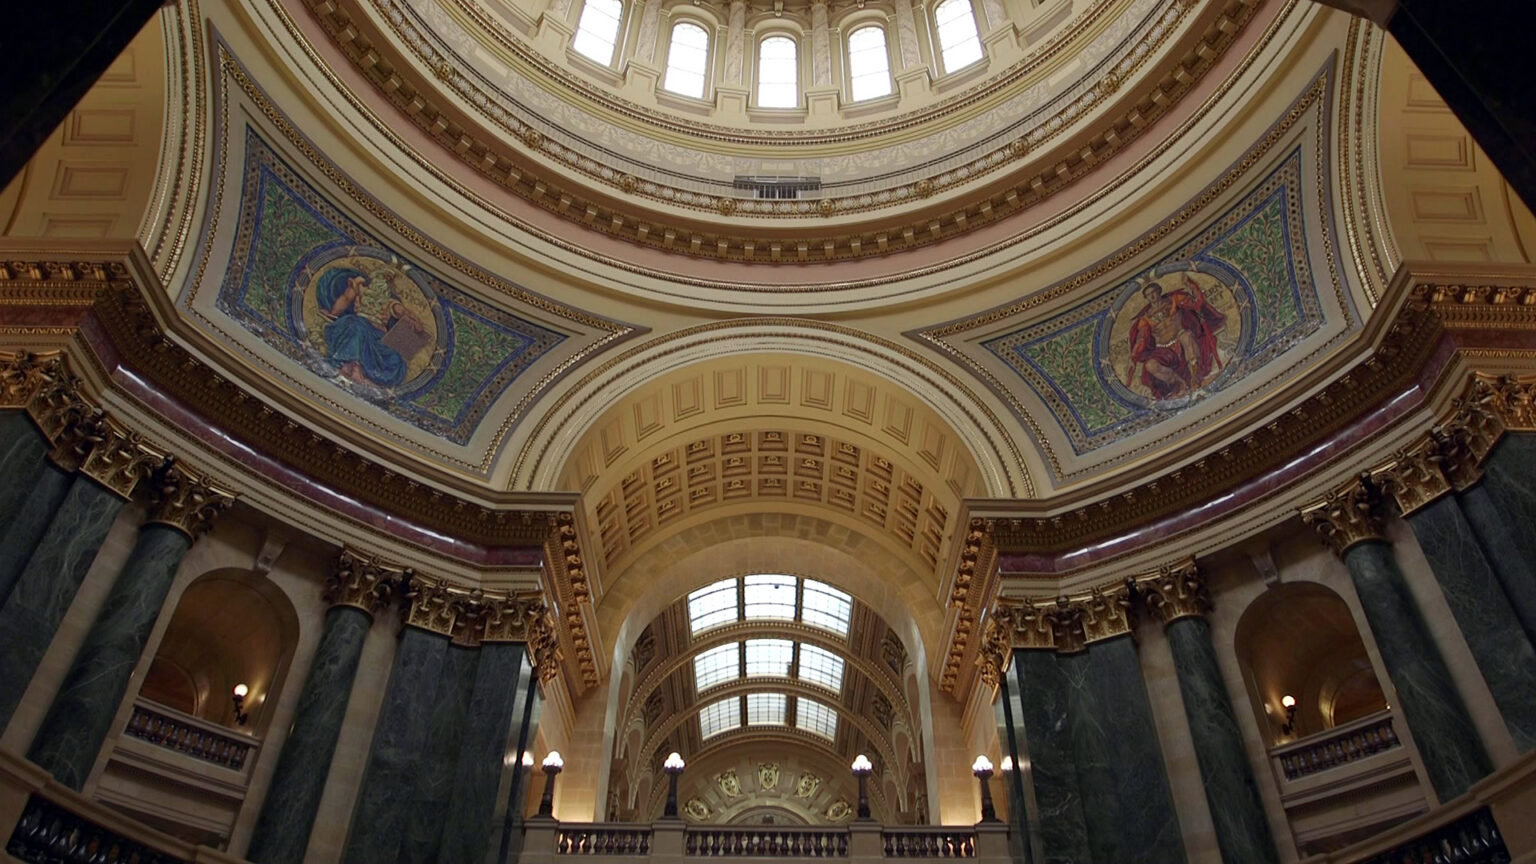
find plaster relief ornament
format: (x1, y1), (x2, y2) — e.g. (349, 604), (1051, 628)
(717, 769), (741, 797)
(685, 798), (710, 820)
(758, 762), (779, 791)
(794, 772), (821, 799)
(827, 798), (851, 821)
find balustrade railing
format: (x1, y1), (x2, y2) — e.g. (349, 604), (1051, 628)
(1271, 710), (1400, 781)
(122, 699), (257, 771)
(881, 827), (976, 859)
(686, 826), (850, 857)
(558, 824), (654, 855)
(1356, 806), (1507, 864)
(6, 794), (188, 864)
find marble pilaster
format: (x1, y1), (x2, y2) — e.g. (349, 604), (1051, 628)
(0, 411), (48, 537)
(0, 460), (72, 606)
(341, 625), (451, 864)
(1456, 483), (1536, 643)
(0, 475), (129, 730)
(1012, 650), (1088, 864)
(1404, 495), (1536, 751)
(810, 0), (832, 86)
(26, 523), (195, 787)
(892, 0), (922, 69)
(437, 642), (530, 864)
(1062, 637), (1186, 864)
(724, 0), (747, 83)
(1164, 616), (1279, 864)
(1342, 540), (1492, 800)
(246, 605), (376, 864)
(399, 644), (481, 864)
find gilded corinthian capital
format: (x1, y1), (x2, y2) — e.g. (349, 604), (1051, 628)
(146, 460), (236, 539)
(324, 549), (405, 616)
(1300, 473), (1389, 557)
(976, 605), (1014, 687)
(1139, 560), (1210, 625)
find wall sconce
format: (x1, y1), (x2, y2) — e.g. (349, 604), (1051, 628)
(1280, 694), (1298, 736)
(537, 751), (564, 817)
(850, 754), (873, 820)
(971, 755), (998, 823)
(231, 683), (250, 726)
(663, 752), (686, 818)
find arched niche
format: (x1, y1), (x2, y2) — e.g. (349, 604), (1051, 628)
(139, 568), (301, 735)
(1233, 581), (1387, 744)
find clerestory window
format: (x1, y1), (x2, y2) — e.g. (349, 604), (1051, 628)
(847, 25), (893, 101)
(573, 0), (624, 64)
(933, 0), (983, 73)
(757, 35), (800, 108)
(664, 21), (711, 98)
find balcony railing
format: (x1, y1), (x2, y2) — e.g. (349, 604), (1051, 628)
(1271, 711), (1401, 781)
(559, 824), (654, 855)
(6, 795), (187, 864)
(686, 826), (850, 857)
(881, 827), (976, 858)
(122, 699), (258, 771)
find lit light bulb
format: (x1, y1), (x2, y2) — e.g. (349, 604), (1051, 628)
(543, 751), (564, 770)
(664, 752), (686, 771)
(971, 755), (993, 775)
(232, 683), (249, 699)
(1000, 756), (1014, 772)
(850, 754), (873, 774)
(1281, 694), (1296, 710)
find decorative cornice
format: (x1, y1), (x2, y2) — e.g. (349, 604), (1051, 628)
(1138, 559), (1209, 626)
(545, 515), (598, 688)
(1300, 471), (1390, 558)
(145, 459), (238, 539)
(940, 517), (999, 693)
(325, 548), (406, 615)
(298, 0), (1259, 262)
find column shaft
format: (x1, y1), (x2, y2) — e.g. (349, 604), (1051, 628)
(1480, 434), (1536, 574)
(27, 523), (193, 788)
(1012, 650), (1087, 864)
(1062, 638), (1186, 864)
(0, 475), (127, 730)
(0, 412), (48, 539)
(246, 604), (373, 864)
(400, 644), (482, 864)
(1456, 484), (1536, 645)
(995, 664), (1033, 864)
(497, 676), (544, 864)
(1342, 540), (1491, 800)
(1165, 616), (1279, 864)
(1405, 496), (1536, 750)
(437, 643), (530, 864)
(341, 626), (451, 864)
(0, 461), (74, 606)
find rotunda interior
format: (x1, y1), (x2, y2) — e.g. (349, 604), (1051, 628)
(1, 0), (1536, 862)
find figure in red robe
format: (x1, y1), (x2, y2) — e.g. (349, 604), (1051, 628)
(1124, 275), (1227, 400)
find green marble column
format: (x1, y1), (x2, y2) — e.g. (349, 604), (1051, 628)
(1404, 496), (1536, 751)
(437, 642), (531, 864)
(0, 411), (48, 538)
(995, 662), (1034, 864)
(399, 643), (481, 864)
(341, 624), (451, 864)
(0, 460), (74, 607)
(0, 474), (130, 731)
(1456, 484), (1536, 644)
(1062, 636), (1186, 864)
(496, 669), (544, 864)
(1479, 434), (1536, 575)
(246, 598), (378, 864)
(1012, 650), (1089, 864)
(28, 524), (194, 787)
(1342, 540), (1492, 799)
(1160, 609), (1279, 864)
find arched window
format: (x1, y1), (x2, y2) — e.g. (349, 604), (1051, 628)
(757, 35), (800, 108)
(573, 0), (624, 64)
(663, 21), (711, 98)
(933, 0), (983, 73)
(846, 25), (892, 101)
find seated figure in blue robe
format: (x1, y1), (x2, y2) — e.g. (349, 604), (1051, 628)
(315, 266), (409, 388)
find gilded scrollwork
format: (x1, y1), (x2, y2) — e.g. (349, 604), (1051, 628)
(146, 459), (237, 539)
(1300, 472), (1390, 558)
(1138, 559), (1210, 625)
(325, 548), (404, 615)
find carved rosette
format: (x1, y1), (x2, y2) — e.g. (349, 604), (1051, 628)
(324, 549), (404, 616)
(146, 460), (236, 539)
(1140, 560), (1210, 626)
(1300, 473), (1389, 558)
(1381, 443), (1453, 516)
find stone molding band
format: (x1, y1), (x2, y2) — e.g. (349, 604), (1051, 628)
(0, 351), (236, 528)
(1301, 372), (1532, 556)
(977, 559), (1209, 681)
